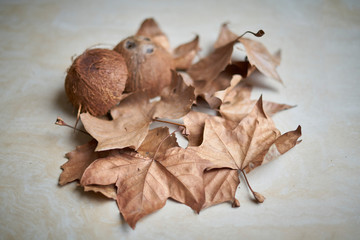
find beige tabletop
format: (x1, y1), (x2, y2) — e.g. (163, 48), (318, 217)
(0, 1), (359, 239)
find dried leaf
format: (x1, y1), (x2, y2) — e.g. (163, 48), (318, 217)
(81, 92), (153, 151)
(81, 129), (209, 228)
(152, 70), (195, 119)
(137, 127), (179, 159)
(187, 39), (236, 84)
(191, 97), (301, 206)
(232, 198), (240, 208)
(202, 168), (239, 209)
(213, 23), (238, 49)
(187, 38), (254, 108)
(136, 18), (170, 51)
(219, 83), (294, 122)
(179, 72), (194, 86)
(59, 139), (102, 185)
(81, 73), (195, 152)
(183, 111), (237, 147)
(213, 74), (242, 103)
(173, 35), (200, 70)
(214, 22), (283, 83)
(239, 38), (283, 84)
(84, 184), (117, 200)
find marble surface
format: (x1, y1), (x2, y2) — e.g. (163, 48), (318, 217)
(0, 0), (359, 239)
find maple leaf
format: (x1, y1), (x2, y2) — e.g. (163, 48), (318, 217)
(137, 127), (179, 158)
(81, 92), (153, 151)
(59, 139), (102, 185)
(173, 35), (200, 70)
(213, 23), (239, 49)
(186, 37), (255, 108)
(202, 168), (240, 209)
(183, 111), (237, 147)
(81, 71), (194, 152)
(136, 18), (170, 51)
(83, 184), (117, 200)
(239, 38), (283, 84)
(152, 70), (195, 119)
(213, 74), (242, 103)
(187, 38), (236, 80)
(190, 97), (301, 208)
(80, 127), (210, 229)
(59, 139), (118, 199)
(217, 82), (294, 122)
(214, 23), (283, 84)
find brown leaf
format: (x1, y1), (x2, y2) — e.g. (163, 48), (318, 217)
(239, 38), (283, 84)
(187, 39), (236, 84)
(183, 111), (237, 147)
(59, 139), (102, 185)
(84, 184), (117, 200)
(81, 92), (153, 151)
(136, 18), (170, 51)
(202, 168), (239, 209)
(213, 74), (242, 103)
(262, 125), (302, 165)
(173, 35), (200, 70)
(214, 22), (283, 84)
(137, 127), (179, 159)
(59, 139), (118, 200)
(81, 73), (195, 152)
(152, 70), (195, 119)
(213, 23), (238, 49)
(191, 97), (301, 206)
(218, 83), (294, 122)
(81, 143), (209, 229)
(187, 39), (253, 108)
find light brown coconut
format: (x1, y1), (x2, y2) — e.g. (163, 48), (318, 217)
(113, 36), (174, 98)
(65, 48), (128, 116)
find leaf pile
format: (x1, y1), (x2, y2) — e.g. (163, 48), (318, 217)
(57, 18), (302, 229)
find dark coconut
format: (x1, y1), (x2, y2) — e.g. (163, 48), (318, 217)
(114, 36), (174, 98)
(65, 48), (128, 116)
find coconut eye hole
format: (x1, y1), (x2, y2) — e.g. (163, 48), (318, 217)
(125, 40), (136, 49)
(146, 46), (154, 54)
(141, 44), (154, 54)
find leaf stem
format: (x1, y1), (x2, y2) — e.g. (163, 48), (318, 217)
(238, 30), (265, 39)
(240, 169), (264, 203)
(153, 118), (186, 128)
(240, 169), (255, 193)
(55, 117), (90, 136)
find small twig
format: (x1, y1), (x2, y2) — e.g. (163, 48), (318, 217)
(55, 117), (90, 136)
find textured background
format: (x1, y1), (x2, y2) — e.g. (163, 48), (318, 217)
(0, 0), (359, 239)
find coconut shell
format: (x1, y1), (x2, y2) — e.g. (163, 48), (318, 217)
(65, 48), (128, 116)
(114, 36), (174, 98)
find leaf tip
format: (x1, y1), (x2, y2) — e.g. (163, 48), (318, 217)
(232, 198), (240, 208)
